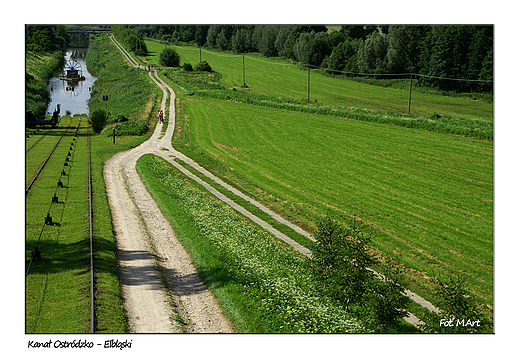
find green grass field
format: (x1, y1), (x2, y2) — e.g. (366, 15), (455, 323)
(144, 40), (493, 122)
(174, 96), (493, 315)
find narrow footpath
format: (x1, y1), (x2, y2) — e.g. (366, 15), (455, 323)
(105, 35), (440, 332)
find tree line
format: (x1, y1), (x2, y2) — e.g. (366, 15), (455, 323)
(26, 25), (70, 53)
(127, 25), (492, 93)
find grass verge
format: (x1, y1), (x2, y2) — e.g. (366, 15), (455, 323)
(136, 153), (376, 333)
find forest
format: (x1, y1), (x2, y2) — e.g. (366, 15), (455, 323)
(121, 25), (493, 93)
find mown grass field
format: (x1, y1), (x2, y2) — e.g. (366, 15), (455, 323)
(173, 95), (493, 315)
(144, 40), (493, 122)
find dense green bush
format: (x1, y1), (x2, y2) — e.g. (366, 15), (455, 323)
(182, 63), (193, 71)
(90, 109), (107, 133)
(194, 60), (212, 72)
(112, 118), (149, 136)
(420, 275), (491, 333)
(159, 47), (181, 67)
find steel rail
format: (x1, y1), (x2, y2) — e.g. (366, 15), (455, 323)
(25, 120), (72, 195)
(87, 121), (95, 333)
(26, 132), (47, 154)
(26, 122), (79, 276)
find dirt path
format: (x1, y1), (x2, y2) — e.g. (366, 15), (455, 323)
(105, 36), (233, 333)
(106, 35), (440, 331)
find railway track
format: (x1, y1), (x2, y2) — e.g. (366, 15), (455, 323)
(26, 117), (97, 333)
(25, 120), (73, 195)
(25, 131), (46, 154)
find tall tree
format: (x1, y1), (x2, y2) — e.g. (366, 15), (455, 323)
(274, 25), (293, 57)
(326, 38), (357, 72)
(258, 26), (280, 57)
(232, 28), (251, 53)
(206, 25), (220, 48)
(386, 26), (408, 73)
(306, 32), (331, 66)
(357, 31), (388, 73)
(194, 26), (209, 47)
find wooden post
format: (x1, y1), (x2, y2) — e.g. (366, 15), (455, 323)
(408, 74), (413, 114)
(307, 66), (310, 102)
(199, 48), (202, 63)
(243, 54), (246, 86)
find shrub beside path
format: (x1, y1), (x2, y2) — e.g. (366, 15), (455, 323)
(105, 34), (440, 332)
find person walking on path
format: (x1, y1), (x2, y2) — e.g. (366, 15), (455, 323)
(157, 109), (164, 124)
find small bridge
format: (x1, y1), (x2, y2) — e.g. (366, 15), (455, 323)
(66, 27), (111, 34)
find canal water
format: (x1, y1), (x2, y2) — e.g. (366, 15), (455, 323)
(47, 48), (96, 116)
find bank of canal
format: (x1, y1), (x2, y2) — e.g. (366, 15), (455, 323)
(47, 48), (96, 116)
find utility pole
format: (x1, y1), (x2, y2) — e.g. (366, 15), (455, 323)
(307, 65), (310, 102)
(408, 74), (413, 114)
(199, 48), (202, 63)
(243, 54), (246, 86)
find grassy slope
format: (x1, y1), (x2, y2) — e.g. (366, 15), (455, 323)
(145, 40), (493, 122)
(176, 96), (493, 313)
(25, 51), (64, 120)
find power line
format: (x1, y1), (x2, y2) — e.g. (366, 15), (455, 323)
(307, 66), (493, 83)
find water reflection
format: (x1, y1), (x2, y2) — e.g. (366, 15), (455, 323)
(47, 48), (96, 116)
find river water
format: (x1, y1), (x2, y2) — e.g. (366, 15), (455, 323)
(47, 48), (96, 116)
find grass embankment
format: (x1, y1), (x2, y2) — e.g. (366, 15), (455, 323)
(136, 154), (375, 333)
(26, 32), (160, 333)
(87, 33), (160, 136)
(25, 50), (64, 120)
(145, 39), (493, 122)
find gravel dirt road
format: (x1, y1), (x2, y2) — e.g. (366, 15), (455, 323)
(104, 52), (234, 332)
